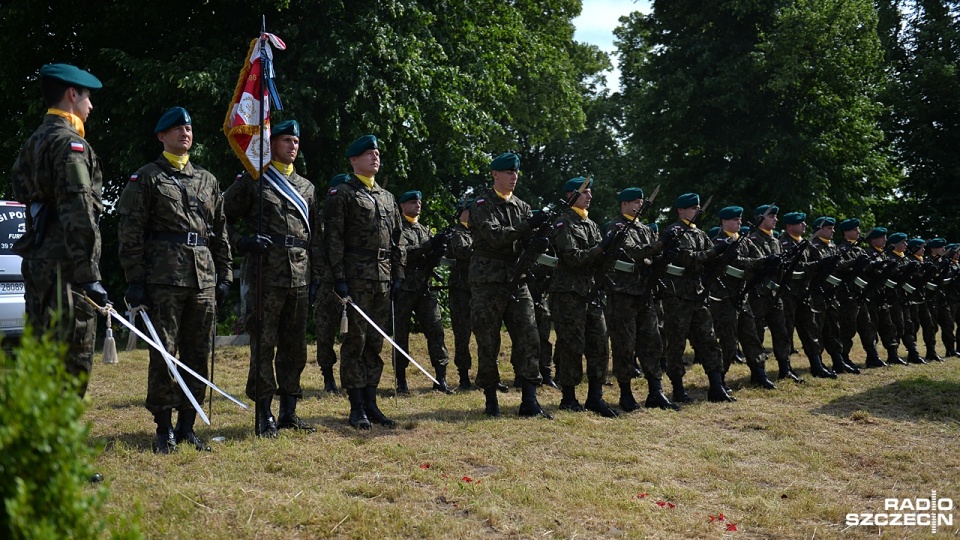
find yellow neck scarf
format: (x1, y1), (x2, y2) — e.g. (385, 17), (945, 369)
(355, 174), (375, 189)
(494, 188), (512, 201)
(572, 207), (588, 220)
(271, 160), (294, 176)
(682, 218), (697, 229)
(403, 214), (419, 224)
(163, 151), (189, 171)
(460, 220), (469, 228)
(47, 108), (84, 138)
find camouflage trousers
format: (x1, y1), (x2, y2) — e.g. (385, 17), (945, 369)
(244, 284), (308, 401)
(314, 280), (342, 369)
(661, 294), (723, 379)
(548, 291), (608, 387)
(535, 295), (554, 373)
(22, 258), (97, 398)
(449, 286), (472, 371)
(340, 281), (389, 389)
(394, 288), (449, 371)
(606, 292), (662, 384)
(470, 283), (542, 389)
(144, 284), (213, 414)
(749, 293), (792, 363)
(838, 293), (879, 359)
(708, 295), (764, 373)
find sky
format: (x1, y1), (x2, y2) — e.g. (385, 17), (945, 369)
(572, 0), (652, 90)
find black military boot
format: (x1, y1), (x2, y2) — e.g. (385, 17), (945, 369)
(364, 386), (396, 427)
(749, 364), (777, 390)
(174, 408), (211, 451)
(907, 348), (928, 364)
(707, 371), (737, 403)
(321, 365), (339, 393)
(925, 348), (943, 362)
(256, 397), (279, 438)
(540, 367), (559, 389)
(645, 378), (679, 410)
(559, 385), (584, 412)
(396, 369), (409, 395)
(887, 347), (908, 366)
(808, 356), (838, 379)
(346, 388), (371, 430)
(584, 381), (619, 418)
(458, 368), (473, 391)
(483, 386), (501, 417)
(777, 358), (805, 383)
(670, 376), (692, 403)
(278, 395), (316, 432)
(432, 364), (453, 394)
(619, 381), (641, 412)
(518, 381), (553, 419)
(154, 410), (177, 454)
(864, 353), (888, 368)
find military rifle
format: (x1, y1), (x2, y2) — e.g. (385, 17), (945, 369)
(638, 195), (713, 302)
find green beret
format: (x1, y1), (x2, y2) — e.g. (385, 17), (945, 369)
(328, 173), (350, 188)
(563, 176), (592, 193)
(155, 107), (191, 133)
(647, 222), (658, 233)
(707, 226), (721, 239)
(837, 218), (860, 232)
(272, 119), (299, 138)
(754, 204), (779, 217)
(865, 227), (888, 240)
(812, 216), (836, 229)
(398, 190), (422, 203)
(907, 238), (926, 250)
(887, 232), (908, 245)
(490, 152), (520, 171)
(346, 135), (378, 157)
(927, 238), (947, 249)
(718, 206), (743, 220)
(617, 187), (644, 202)
(782, 212), (806, 225)
(674, 192), (700, 209)
(39, 63), (102, 90)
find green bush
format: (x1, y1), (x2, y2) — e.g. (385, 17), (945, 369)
(0, 329), (125, 539)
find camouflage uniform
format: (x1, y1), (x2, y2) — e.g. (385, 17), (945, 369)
(11, 113), (103, 397)
(447, 222), (473, 374)
(117, 156), (232, 414)
(223, 168), (316, 401)
(323, 176), (404, 389)
(467, 189), (542, 390)
(394, 217), (449, 378)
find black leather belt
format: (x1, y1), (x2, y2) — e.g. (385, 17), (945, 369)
(269, 234), (308, 248)
(148, 231), (209, 246)
(345, 246), (390, 260)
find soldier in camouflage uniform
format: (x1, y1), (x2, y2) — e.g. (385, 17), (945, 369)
(603, 187), (676, 412)
(835, 218), (885, 368)
(447, 199), (476, 389)
(324, 135), (404, 429)
(704, 206), (777, 390)
(659, 193), (735, 404)
(11, 64), (109, 399)
(468, 152), (550, 418)
(117, 107), (232, 454)
(547, 177), (617, 417)
(311, 173), (350, 394)
(393, 190), (452, 394)
(224, 120), (316, 437)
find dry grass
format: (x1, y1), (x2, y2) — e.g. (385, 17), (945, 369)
(83, 331), (960, 539)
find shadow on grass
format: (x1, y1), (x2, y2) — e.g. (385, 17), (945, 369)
(812, 374), (960, 423)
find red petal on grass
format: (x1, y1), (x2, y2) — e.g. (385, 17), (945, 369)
(420, 463), (430, 469)
(656, 501), (666, 507)
(726, 523), (738, 532)
(461, 476), (473, 483)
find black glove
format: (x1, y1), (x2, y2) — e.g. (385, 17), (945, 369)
(309, 280), (320, 306)
(215, 280), (230, 311)
(79, 281), (110, 306)
(528, 235), (550, 254)
(526, 211), (550, 229)
(237, 234), (273, 254)
(390, 278), (404, 301)
(124, 281), (146, 308)
(599, 232), (615, 251)
(713, 238), (732, 254)
(334, 279), (350, 300)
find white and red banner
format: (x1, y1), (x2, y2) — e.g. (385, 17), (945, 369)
(223, 32), (286, 179)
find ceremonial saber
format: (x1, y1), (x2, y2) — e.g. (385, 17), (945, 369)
(336, 293), (439, 385)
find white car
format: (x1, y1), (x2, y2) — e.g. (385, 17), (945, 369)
(0, 200), (26, 338)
